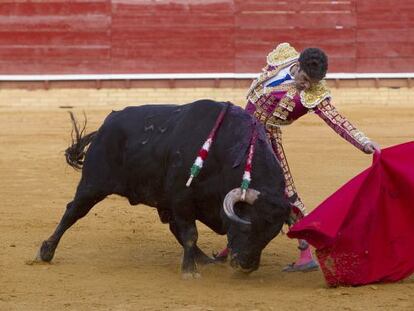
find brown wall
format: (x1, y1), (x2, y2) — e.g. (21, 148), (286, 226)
(0, 0), (413, 74)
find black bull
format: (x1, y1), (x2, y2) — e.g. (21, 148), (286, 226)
(36, 100), (290, 277)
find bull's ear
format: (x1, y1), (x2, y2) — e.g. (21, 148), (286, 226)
(230, 116), (257, 168)
(231, 141), (250, 168)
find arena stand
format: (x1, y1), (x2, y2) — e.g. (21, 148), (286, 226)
(0, 0), (412, 107)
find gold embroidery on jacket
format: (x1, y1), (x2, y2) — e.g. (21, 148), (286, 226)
(249, 82), (296, 105)
(300, 81), (331, 108)
(267, 43), (300, 67)
(252, 87), (297, 128)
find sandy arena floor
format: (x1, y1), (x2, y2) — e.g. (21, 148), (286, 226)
(1, 102), (413, 311)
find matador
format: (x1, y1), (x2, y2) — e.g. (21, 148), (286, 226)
(217, 43), (380, 272)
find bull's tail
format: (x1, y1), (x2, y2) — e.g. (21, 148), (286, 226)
(65, 111), (97, 170)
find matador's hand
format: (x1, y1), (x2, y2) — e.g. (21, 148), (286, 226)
(363, 141), (381, 154)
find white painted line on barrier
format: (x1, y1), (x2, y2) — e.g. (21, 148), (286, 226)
(0, 73), (413, 81)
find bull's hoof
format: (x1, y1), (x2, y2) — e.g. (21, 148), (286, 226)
(181, 272), (201, 280)
(198, 257), (216, 265)
(212, 252), (228, 263)
(35, 240), (56, 262)
(195, 254), (216, 265)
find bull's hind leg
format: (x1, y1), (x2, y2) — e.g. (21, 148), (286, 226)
(36, 188), (106, 262)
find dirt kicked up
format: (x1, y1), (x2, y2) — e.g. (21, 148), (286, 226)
(1, 103), (413, 311)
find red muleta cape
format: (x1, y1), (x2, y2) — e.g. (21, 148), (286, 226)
(288, 141), (414, 286)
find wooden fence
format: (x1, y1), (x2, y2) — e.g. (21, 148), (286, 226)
(0, 0), (413, 74)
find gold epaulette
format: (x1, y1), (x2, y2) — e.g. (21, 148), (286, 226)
(266, 42), (299, 67)
(300, 80), (331, 108)
(247, 43), (299, 100)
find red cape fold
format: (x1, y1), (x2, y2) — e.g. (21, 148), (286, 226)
(288, 141), (414, 286)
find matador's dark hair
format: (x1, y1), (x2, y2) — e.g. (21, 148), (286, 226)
(298, 48), (328, 81)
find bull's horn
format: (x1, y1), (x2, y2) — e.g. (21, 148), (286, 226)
(223, 188), (260, 225)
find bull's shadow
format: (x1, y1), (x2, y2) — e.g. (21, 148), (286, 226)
(35, 100), (290, 278)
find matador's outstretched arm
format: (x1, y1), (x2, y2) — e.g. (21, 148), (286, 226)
(314, 99), (370, 151)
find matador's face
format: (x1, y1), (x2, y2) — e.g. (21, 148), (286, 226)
(291, 63), (320, 91)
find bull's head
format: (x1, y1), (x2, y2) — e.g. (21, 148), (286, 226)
(223, 187), (289, 273)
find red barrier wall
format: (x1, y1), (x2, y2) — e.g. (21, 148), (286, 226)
(0, 0), (412, 74)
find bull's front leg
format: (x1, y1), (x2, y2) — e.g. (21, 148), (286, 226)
(169, 221), (215, 266)
(174, 218), (200, 279)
